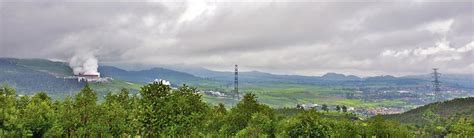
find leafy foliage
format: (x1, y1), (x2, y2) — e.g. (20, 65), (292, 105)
(139, 81), (208, 136)
(280, 110), (331, 137)
(380, 97), (474, 137)
(0, 83), (472, 137)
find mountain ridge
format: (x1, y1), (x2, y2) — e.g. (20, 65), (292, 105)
(1, 57), (473, 96)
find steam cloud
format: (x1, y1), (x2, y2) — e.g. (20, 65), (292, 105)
(69, 53), (99, 75)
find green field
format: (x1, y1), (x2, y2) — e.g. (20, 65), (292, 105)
(200, 82), (408, 108)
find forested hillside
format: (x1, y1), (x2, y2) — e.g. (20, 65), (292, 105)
(1, 83), (473, 137)
(98, 66), (220, 87)
(0, 58), (85, 97)
(384, 97), (474, 125)
(383, 97), (474, 135)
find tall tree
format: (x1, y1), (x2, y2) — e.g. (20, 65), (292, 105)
(74, 84), (98, 136)
(139, 81), (172, 136)
(0, 84), (19, 136)
(23, 92), (54, 138)
(321, 104), (329, 112)
(222, 93), (274, 135)
(54, 97), (79, 137)
(367, 115), (409, 137)
(342, 105), (347, 113)
(164, 85), (208, 135)
(102, 91), (132, 136)
(204, 103), (227, 135)
(139, 82), (208, 136)
(128, 94), (142, 136)
(281, 110), (331, 137)
(236, 112), (274, 137)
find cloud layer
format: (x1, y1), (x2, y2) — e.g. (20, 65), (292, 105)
(1, 0), (473, 76)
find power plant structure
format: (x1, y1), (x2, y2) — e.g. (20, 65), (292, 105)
(64, 72), (110, 83)
(76, 72), (101, 82)
(432, 68), (441, 101)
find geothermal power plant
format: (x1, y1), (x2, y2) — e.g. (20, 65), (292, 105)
(64, 56), (110, 83)
(75, 72), (102, 82)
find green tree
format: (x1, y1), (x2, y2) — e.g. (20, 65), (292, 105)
(164, 85), (208, 135)
(14, 95), (31, 136)
(281, 110), (331, 137)
(336, 105), (341, 112)
(236, 112), (274, 137)
(204, 103), (227, 135)
(101, 92), (130, 137)
(342, 105), (348, 113)
(451, 118), (474, 136)
(139, 82), (208, 136)
(0, 84), (20, 136)
(56, 97), (79, 137)
(139, 81), (172, 136)
(22, 92), (54, 138)
(74, 84), (98, 136)
(422, 108), (447, 136)
(331, 119), (366, 137)
(367, 115), (409, 137)
(321, 104), (329, 112)
(128, 94), (142, 136)
(221, 93), (274, 135)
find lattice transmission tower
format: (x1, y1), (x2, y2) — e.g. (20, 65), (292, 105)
(234, 65), (239, 105)
(432, 68), (441, 100)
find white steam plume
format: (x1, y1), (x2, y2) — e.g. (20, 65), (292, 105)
(69, 52), (99, 75)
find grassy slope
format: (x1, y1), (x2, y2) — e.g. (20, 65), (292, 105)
(383, 97), (474, 125)
(89, 79), (142, 99)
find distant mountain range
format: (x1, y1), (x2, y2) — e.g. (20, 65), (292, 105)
(1, 58), (473, 96)
(171, 65), (473, 89)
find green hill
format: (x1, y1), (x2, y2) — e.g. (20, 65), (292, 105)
(0, 58), (139, 98)
(383, 97), (474, 125)
(0, 58), (85, 98)
(98, 66), (221, 87)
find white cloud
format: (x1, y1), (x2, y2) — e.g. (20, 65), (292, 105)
(178, 0), (216, 24)
(382, 40), (473, 62)
(425, 19), (454, 35)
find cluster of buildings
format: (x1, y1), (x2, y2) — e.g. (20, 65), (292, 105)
(294, 103), (408, 117)
(296, 103), (355, 112)
(199, 90), (227, 97)
(64, 72), (110, 83)
(354, 107), (405, 116)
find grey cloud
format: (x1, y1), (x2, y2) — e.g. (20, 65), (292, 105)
(0, 1), (472, 76)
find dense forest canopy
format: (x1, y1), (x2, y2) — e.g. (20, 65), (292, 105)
(1, 82), (473, 137)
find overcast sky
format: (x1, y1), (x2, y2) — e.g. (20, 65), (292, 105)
(1, 0), (473, 76)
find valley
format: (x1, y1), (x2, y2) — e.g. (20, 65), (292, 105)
(2, 58), (473, 115)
